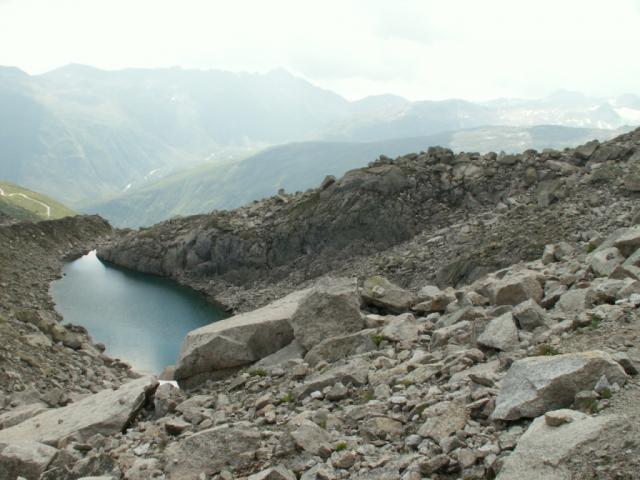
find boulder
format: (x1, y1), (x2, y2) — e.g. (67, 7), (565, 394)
(0, 404), (48, 430)
(553, 289), (592, 317)
(513, 300), (552, 331)
(380, 313), (419, 343)
(417, 400), (468, 444)
(174, 289), (308, 387)
(0, 376), (158, 445)
(361, 275), (416, 313)
(588, 247), (625, 277)
(290, 419), (332, 457)
(248, 466), (297, 480)
(0, 441), (58, 480)
(496, 410), (618, 480)
(491, 352), (627, 421)
(477, 312), (519, 351)
(430, 321), (472, 349)
(413, 286), (455, 312)
(289, 277), (363, 351)
(612, 225), (640, 257)
(304, 329), (377, 366)
(482, 270), (543, 306)
(163, 422), (260, 480)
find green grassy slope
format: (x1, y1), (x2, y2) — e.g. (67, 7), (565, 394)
(0, 181), (76, 221)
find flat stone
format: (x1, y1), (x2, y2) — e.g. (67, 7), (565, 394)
(497, 410), (618, 480)
(0, 404), (48, 430)
(295, 358), (369, 399)
(248, 466), (296, 480)
(290, 420), (332, 457)
(491, 352), (627, 421)
(163, 422), (260, 480)
(612, 225), (640, 257)
(304, 329), (377, 367)
(361, 275), (416, 314)
(255, 340), (305, 368)
(418, 400), (468, 443)
(0, 377), (158, 446)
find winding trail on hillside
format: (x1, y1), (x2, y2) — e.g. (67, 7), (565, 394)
(0, 186), (51, 218)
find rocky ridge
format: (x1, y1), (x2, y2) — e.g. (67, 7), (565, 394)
(99, 128), (640, 313)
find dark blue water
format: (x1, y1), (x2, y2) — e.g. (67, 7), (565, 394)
(51, 251), (226, 373)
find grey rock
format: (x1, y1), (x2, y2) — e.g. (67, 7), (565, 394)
(0, 404), (48, 430)
(430, 321), (472, 349)
(513, 299), (552, 331)
(589, 247), (625, 277)
(611, 352), (639, 375)
(491, 351), (627, 421)
(290, 277), (363, 351)
(290, 419), (332, 457)
(175, 289), (308, 387)
(255, 340), (305, 368)
(248, 465), (297, 480)
(483, 270), (543, 306)
(362, 275), (416, 313)
(497, 410), (618, 480)
(360, 416), (403, 440)
(380, 313), (419, 343)
(417, 400), (468, 443)
(413, 286), (455, 312)
(153, 383), (185, 418)
(477, 312), (519, 351)
(304, 329), (377, 367)
(0, 376), (158, 445)
(295, 358), (369, 399)
(612, 225), (640, 257)
(0, 441), (58, 480)
(163, 422), (260, 479)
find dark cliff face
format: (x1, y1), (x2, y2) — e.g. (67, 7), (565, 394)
(98, 128), (640, 288)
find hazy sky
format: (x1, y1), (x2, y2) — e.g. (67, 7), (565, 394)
(1, 0), (639, 101)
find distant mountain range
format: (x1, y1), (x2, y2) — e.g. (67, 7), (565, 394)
(87, 125), (628, 227)
(0, 64), (638, 226)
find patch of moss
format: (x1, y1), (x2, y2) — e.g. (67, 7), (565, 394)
(249, 368), (268, 377)
(335, 442), (348, 452)
(371, 333), (385, 347)
(537, 344), (560, 356)
(280, 391), (294, 403)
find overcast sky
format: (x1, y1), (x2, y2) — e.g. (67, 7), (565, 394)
(1, 0), (638, 101)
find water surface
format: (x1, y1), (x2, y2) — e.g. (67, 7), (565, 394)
(51, 251), (226, 373)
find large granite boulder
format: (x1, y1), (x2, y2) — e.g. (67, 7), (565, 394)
(0, 376), (158, 446)
(289, 277), (363, 351)
(477, 312), (519, 351)
(174, 289), (309, 387)
(163, 422), (261, 480)
(497, 410), (618, 480)
(491, 352), (627, 421)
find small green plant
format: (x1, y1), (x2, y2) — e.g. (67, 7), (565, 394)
(600, 387), (613, 400)
(589, 314), (602, 330)
(397, 379), (415, 387)
(317, 419), (327, 429)
(537, 344), (560, 356)
(249, 368), (268, 377)
(280, 392), (294, 403)
(361, 390), (374, 403)
(371, 334), (385, 347)
(335, 442), (348, 452)
(586, 398), (600, 414)
(586, 243), (597, 254)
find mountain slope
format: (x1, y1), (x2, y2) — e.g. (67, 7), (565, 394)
(86, 125), (628, 227)
(0, 181), (76, 222)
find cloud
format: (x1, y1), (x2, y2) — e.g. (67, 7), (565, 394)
(0, 0), (638, 101)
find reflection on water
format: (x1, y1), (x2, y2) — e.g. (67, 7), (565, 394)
(51, 251), (226, 373)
